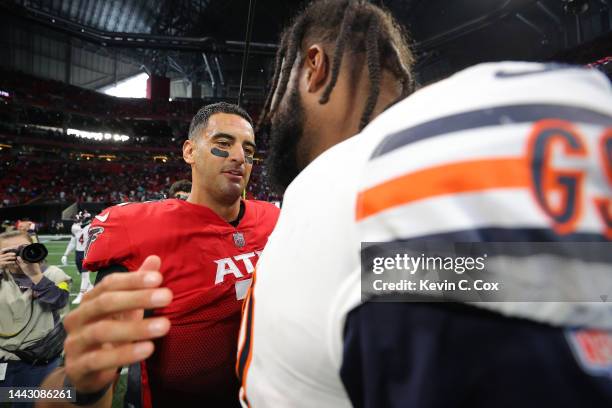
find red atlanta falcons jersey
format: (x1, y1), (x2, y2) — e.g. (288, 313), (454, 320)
(84, 198), (279, 407)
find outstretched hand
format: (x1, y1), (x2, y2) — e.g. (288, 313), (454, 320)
(62, 255), (173, 393)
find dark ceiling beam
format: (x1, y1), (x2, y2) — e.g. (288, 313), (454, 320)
(202, 52), (216, 90)
(1, 3), (278, 54)
(214, 55), (225, 86)
(167, 55), (187, 77)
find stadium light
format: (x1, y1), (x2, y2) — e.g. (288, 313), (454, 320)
(101, 72), (149, 98)
(68, 128), (130, 143)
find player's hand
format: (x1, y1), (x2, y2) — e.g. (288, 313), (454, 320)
(62, 255), (173, 393)
(61, 255), (68, 266)
(0, 250), (16, 268)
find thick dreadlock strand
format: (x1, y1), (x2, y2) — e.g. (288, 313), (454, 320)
(390, 45), (415, 98)
(258, 35), (287, 130)
(318, 3), (358, 104)
(270, 18), (307, 115)
(359, 15), (381, 130)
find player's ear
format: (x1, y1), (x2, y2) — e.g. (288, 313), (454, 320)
(304, 44), (328, 93)
(183, 138), (196, 164)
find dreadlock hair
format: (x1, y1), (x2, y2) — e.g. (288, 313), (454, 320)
(259, 0), (415, 132)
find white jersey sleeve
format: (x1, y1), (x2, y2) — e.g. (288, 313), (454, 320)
(63, 223), (81, 256)
(63, 237), (76, 257)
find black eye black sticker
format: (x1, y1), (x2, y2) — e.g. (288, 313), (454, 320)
(211, 147), (230, 158)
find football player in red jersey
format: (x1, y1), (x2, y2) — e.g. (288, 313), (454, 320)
(40, 102), (280, 408)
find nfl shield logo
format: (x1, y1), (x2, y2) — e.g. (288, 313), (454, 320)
(233, 232), (246, 248)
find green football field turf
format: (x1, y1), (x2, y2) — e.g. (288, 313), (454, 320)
(41, 238), (126, 407)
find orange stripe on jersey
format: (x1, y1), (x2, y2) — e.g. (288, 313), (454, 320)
(356, 158), (529, 220)
(237, 271), (256, 408)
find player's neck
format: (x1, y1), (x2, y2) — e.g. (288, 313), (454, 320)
(187, 191), (241, 223)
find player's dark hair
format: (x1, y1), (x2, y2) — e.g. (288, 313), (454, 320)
(188, 102), (254, 140)
(259, 0), (415, 131)
(169, 179), (192, 197)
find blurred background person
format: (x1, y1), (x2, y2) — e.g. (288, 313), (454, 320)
(16, 218), (38, 243)
(61, 211), (93, 304)
(168, 179), (192, 200)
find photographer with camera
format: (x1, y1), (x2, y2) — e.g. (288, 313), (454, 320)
(0, 231), (71, 404)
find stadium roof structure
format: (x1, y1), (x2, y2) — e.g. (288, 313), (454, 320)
(2, 0), (610, 96)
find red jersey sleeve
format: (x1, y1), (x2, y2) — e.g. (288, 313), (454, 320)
(83, 206), (135, 271)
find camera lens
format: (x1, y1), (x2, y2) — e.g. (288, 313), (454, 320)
(18, 243), (48, 263)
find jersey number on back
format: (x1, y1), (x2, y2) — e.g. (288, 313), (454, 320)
(527, 120), (611, 238)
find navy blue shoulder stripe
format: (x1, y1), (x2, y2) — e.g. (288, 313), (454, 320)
(371, 104), (612, 159)
(493, 63), (576, 78)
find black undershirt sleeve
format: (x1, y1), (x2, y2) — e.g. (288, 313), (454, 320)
(94, 264), (129, 285)
(95, 264), (154, 320)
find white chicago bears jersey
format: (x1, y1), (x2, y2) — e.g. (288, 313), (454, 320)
(72, 223), (91, 252)
(75, 223), (90, 252)
(238, 62), (612, 407)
